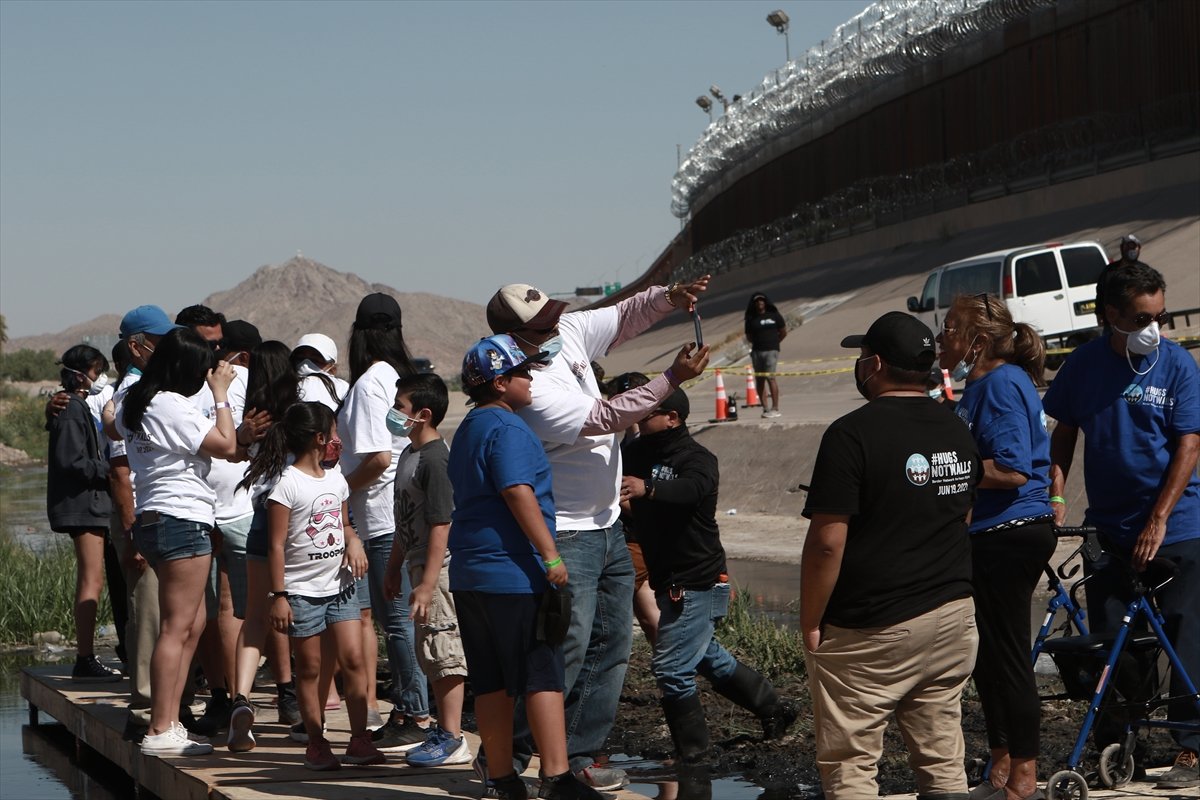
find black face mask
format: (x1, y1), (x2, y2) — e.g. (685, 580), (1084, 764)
(854, 355), (877, 400)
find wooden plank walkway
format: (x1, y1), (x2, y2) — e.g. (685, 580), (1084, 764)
(20, 666), (645, 800)
(21, 665), (1198, 799)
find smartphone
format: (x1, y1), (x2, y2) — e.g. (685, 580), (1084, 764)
(691, 305), (703, 348)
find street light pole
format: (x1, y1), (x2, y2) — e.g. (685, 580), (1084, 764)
(767, 10), (791, 63)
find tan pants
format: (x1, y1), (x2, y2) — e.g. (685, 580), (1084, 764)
(804, 596), (978, 799)
(110, 513), (159, 725)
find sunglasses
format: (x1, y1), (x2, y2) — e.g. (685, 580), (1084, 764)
(1128, 310), (1170, 329)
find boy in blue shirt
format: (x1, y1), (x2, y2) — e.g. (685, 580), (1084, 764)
(448, 335), (602, 800)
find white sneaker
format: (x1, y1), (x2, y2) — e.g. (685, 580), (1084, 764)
(141, 724), (214, 756)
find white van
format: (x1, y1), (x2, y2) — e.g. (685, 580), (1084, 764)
(906, 241), (1108, 355)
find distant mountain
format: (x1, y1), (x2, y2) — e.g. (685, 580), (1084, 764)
(7, 256), (489, 377)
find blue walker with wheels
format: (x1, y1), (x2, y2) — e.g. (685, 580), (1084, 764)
(1038, 535), (1200, 800)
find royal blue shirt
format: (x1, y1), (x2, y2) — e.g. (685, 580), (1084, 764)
(957, 363), (1053, 532)
(447, 406), (555, 594)
(1042, 337), (1200, 550)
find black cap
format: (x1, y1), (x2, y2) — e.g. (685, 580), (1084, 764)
(222, 320), (262, 353)
(657, 388), (690, 421)
(841, 311), (936, 371)
(354, 293), (402, 331)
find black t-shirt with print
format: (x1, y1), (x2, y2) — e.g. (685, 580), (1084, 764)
(745, 311), (787, 352)
(802, 396), (981, 629)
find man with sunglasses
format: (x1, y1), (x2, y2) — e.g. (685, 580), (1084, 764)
(1044, 263), (1200, 789)
(482, 278), (711, 792)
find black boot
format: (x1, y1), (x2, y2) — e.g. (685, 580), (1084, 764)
(676, 764), (713, 800)
(711, 662), (798, 740)
(662, 693), (710, 765)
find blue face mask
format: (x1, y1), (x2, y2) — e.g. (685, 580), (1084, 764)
(540, 335), (563, 361)
(950, 336), (980, 381)
(385, 407), (417, 436)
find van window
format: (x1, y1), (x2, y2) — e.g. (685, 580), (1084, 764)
(1014, 252), (1062, 296)
(920, 273), (937, 311)
(1061, 246), (1106, 287)
(938, 262), (1000, 308)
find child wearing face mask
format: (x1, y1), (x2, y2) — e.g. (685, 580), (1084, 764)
(48, 345), (123, 682)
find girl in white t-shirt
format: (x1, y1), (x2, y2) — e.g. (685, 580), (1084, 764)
(293, 332), (350, 412)
(116, 327), (241, 757)
(242, 401), (381, 770)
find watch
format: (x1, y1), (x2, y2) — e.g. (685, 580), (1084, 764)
(269, 590), (290, 599)
(644, 479), (655, 499)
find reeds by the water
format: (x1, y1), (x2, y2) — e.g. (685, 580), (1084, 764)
(0, 530), (111, 645)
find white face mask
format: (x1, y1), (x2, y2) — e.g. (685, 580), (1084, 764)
(1112, 320), (1161, 375)
(88, 373), (111, 395)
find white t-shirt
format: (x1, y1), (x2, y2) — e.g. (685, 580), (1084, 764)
(85, 383), (115, 425)
(338, 360), (407, 539)
(108, 371), (141, 462)
(518, 305), (622, 530)
(298, 366), (350, 412)
(268, 465), (353, 597)
(194, 365), (254, 526)
(115, 390), (217, 526)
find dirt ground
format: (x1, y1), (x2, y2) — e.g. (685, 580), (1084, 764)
(602, 522), (1183, 797)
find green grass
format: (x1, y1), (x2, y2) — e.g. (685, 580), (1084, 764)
(716, 584), (806, 681)
(0, 384), (48, 461)
(0, 530), (111, 645)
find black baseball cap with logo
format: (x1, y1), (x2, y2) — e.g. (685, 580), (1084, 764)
(840, 311), (936, 371)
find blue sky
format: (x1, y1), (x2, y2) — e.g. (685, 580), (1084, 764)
(0, 0), (865, 338)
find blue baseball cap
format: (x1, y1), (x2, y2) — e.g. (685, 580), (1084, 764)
(461, 334), (549, 388)
(120, 305), (180, 339)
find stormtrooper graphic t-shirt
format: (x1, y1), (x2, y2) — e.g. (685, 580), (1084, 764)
(268, 465), (353, 598)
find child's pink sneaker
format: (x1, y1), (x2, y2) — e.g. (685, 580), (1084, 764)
(304, 737), (341, 771)
(343, 732), (386, 766)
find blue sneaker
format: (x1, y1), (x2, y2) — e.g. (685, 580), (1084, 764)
(406, 725), (472, 767)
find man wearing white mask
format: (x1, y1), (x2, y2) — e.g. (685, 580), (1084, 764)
(1044, 262), (1199, 790)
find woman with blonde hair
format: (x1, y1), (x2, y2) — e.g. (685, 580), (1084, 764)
(937, 293), (1055, 800)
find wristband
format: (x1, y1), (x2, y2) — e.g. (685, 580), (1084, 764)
(1049, 496), (1066, 505)
(214, 401), (233, 411)
(664, 368), (680, 388)
(543, 556), (563, 569)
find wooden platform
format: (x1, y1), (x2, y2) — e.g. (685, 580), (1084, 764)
(20, 666), (645, 800)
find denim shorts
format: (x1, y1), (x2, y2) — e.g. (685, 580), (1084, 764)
(134, 511), (213, 568)
(288, 583), (360, 638)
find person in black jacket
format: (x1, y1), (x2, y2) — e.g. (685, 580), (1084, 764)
(47, 344), (121, 682)
(619, 389), (796, 766)
(744, 293), (787, 418)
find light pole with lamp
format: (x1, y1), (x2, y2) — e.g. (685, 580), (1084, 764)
(767, 9), (791, 62)
(695, 95), (713, 122)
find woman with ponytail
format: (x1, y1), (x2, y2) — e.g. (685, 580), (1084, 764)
(114, 327), (241, 757)
(337, 293), (430, 743)
(937, 293), (1055, 800)
(227, 340), (304, 749)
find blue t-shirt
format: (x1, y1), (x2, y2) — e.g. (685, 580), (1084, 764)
(1042, 337), (1200, 550)
(447, 406), (555, 594)
(957, 363), (1052, 532)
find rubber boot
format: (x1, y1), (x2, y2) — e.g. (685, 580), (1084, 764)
(676, 764), (713, 800)
(711, 662), (798, 739)
(661, 693), (710, 765)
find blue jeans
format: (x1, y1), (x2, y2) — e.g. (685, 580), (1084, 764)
(557, 525), (635, 771)
(652, 582), (738, 700)
(1085, 537), (1199, 751)
(361, 532), (429, 717)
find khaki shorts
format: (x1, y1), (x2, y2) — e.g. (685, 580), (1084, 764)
(407, 561), (469, 681)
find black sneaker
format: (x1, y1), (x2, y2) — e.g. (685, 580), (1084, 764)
(1156, 749), (1199, 789)
(492, 772), (530, 800)
(276, 681), (300, 726)
(122, 717), (149, 743)
(190, 692), (232, 737)
(371, 713), (428, 752)
(538, 771), (604, 800)
(72, 655), (122, 683)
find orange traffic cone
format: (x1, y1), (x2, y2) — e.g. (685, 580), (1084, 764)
(711, 369), (728, 422)
(941, 368), (955, 402)
(744, 365), (761, 407)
